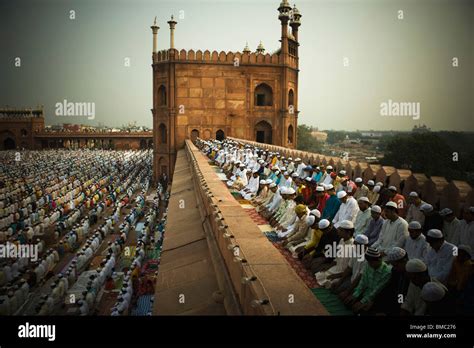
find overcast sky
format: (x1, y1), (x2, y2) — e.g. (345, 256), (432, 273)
(0, 0), (472, 131)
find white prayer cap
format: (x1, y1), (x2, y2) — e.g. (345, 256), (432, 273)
(458, 244), (472, 258)
(376, 182), (383, 186)
(239, 163), (245, 168)
(358, 196), (370, 204)
(283, 171), (289, 176)
(337, 191), (347, 199)
(259, 180), (266, 184)
(280, 187), (289, 195)
(269, 183), (277, 188)
(305, 177), (312, 182)
(439, 208), (453, 216)
(280, 166), (286, 171)
(325, 184), (334, 190)
(318, 219), (330, 229)
(408, 221), (422, 230)
(420, 203), (433, 213)
(316, 186), (325, 192)
(409, 191), (419, 197)
(385, 201), (398, 209)
(288, 157), (293, 161)
(235, 160), (241, 164)
(275, 170), (280, 175)
(306, 215), (316, 226)
(258, 159), (264, 164)
(371, 205), (382, 214)
(265, 179), (273, 184)
(354, 234), (369, 245)
(405, 258), (427, 273)
(373, 185), (381, 193)
(355, 177), (363, 183)
(339, 170), (346, 175)
(291, 173), (299, 177)
(252, 169), (258, 173)
(367, 180), (375, 186)
(310, 209), (321, 218)
(339, 220), (354, 229)
(421, 282), (446, 302)
(388, 185), (397, 192)
(427, 229), (443, 239)
(326, 165), (333, 170)
(287, 187), (296, 195)
(295, 157), (302, 161)
(386, 247), (407, 262)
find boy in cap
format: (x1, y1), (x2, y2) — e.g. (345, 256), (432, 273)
(321, 184), (341, 222)
(406, 192), (425, 225)
(344, 247), (392, 314)
(370, 247), (410, 315)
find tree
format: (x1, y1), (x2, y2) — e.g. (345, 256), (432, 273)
(381, 133), (453, 177)
(297, 124), (322, 153)
(326, 131), (346, 144)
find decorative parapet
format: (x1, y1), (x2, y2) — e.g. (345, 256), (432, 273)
(227, 137), (474, 214)
(153, 48), (298, 68)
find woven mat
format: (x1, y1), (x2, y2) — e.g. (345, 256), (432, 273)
(311, 288), (353, 316)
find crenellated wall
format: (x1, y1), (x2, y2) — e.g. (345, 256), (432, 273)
(153, 49), (298, 69)
(228, 137), (474, 217)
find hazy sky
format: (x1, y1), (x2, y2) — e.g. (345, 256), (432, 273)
(0, 0), (472, 131)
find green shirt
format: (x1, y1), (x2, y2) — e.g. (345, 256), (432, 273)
(353, 261), (392, 304)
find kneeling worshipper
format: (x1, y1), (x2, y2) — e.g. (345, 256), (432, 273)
(251, 179), (271, 206)
(421, 281), (450, 316)
(315, 220), (355, 288)
(239, 170), (260, 200)
(288, 210), (320, 257)
(401, 258), (444, 316)
(370, 247), (410, 315)
(343, 247), (392, 314)
(255, 182), (277, 213)
(332, 234), (369, 297)
(280, 204), (310, 244)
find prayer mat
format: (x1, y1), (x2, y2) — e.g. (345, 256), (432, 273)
(311, 288), (353, 316)
(264, 231), (280, 242)
(272, 242), (318, 288)
(258, 224), (274, 233)
(131, 294), (153, 316)
(243, 208), (268, 225)
(240, 204), (254, 209)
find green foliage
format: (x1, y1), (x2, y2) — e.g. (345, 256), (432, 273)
(381, 132), (474, 182)
(297, 124), (322, 153)
(326, 131), (346, 144)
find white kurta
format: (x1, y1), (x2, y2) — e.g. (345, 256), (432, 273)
(332, 197), (360, 228)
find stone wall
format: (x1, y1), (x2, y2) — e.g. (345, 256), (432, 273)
(185, 139), (327, 315)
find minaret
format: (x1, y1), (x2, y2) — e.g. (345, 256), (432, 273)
(256, 41), (265, 54)
(277, 0), (291, 63)
(150, 17), (160, 54)
(167, 15), (177, 49)
(290, 4), (302, 43)
(243, 42), (251, 54)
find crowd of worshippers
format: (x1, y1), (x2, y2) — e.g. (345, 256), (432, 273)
(0, 149), (154, 315)
(198, 138), (474, 315)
